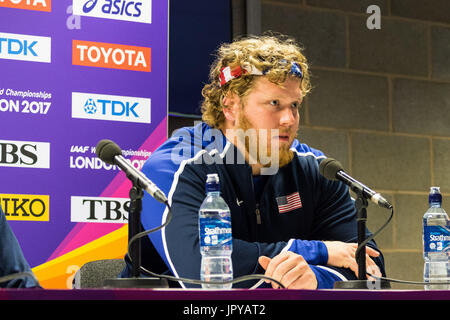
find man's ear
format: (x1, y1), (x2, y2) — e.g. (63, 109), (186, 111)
(222, 91), (240, 123)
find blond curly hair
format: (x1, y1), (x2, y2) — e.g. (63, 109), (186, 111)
(201, 34), (311, 129)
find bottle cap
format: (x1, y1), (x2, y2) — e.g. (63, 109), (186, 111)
(429, 186), (442, 204)
(206, 173), (220, 193)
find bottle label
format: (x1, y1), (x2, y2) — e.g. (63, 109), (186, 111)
(199, 213), (232, 248)
(423, 225), (450, 253)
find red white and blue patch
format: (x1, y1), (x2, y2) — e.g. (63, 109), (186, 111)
(276, 192), (302, 213)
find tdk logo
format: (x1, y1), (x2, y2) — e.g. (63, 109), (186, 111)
(72, 92), (151, 124)
(73, 0), (152, 24)
(83, 98), (97, 114)
(1, 38), (37, 55)
(83, 98), (139, 117)
(0, 32), (51, 63)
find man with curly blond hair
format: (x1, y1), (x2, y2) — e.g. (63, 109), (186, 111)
(123, 34), (386, 289)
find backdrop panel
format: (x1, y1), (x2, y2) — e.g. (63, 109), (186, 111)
(0, 0), (168, 288)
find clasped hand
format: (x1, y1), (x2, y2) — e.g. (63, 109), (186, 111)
(258, 241), (381, 289)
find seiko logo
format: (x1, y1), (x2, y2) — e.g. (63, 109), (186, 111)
(0, 139), (50, 168)
(0, 194), (50, 221)
(0, 32), (51, 63)
(72, 92), (151, 123)
(0, 0), (51, 12)
(71, 196), (129, 223)
(72, 40), (151, 72)
(73, 0), (151, 24)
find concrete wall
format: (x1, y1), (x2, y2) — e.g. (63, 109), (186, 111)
(261, 0), (450, 288)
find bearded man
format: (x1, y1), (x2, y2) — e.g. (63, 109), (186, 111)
(122, 34), (386, 289)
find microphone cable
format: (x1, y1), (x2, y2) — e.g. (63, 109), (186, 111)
(0, 271), (39, 286)
(125, 200), (286, 289)
(367, 272), (450, 286)
(355, 206), (450, 287)
(355, 206), (394, 266)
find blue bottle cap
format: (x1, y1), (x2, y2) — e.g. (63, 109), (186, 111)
(206, 173), (220, 193)
(429, 186), (442, 204)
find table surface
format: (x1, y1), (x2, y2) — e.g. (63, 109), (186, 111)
(1, 287), (450, 300)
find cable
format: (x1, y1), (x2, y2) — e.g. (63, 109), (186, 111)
(126, 201), (286, 289)
(0, 271), (38, 285)
(355, 206), (394, 264)
(139, 264), (285, 289)
(357, 206), (450, 287)
(126, 200), (173, 257)
(367, 272), (450, 286)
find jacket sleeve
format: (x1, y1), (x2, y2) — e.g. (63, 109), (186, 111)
(0, 207), (40, 288)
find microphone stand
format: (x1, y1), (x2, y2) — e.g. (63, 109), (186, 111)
(334, 192), (390, 290)
(104, 182), (168, 288)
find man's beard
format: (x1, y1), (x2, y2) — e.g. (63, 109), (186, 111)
(235, 110), (294, 172)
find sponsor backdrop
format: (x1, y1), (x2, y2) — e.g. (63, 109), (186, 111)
(0, 0), (168, 288)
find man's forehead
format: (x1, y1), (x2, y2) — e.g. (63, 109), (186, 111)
(251, 76), (303, 99)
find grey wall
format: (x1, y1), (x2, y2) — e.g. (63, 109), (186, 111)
(260, 0), (450, 289)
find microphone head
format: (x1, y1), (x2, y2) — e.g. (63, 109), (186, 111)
(319, 158), (344, 181)
(96, 139), (122, 165)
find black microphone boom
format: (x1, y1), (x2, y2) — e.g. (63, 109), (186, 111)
(95, 139), (169, 288)
(319, 158), (392, 210)
(96, 139), (167, 204)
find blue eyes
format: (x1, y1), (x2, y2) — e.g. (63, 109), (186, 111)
(269, 100), (300, 109)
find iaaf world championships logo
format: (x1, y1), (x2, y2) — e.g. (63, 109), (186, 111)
(0, 87), (52, 116)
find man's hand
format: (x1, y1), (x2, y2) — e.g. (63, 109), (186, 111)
(258, 251), (317, 289)
(323, 241), (382, 278)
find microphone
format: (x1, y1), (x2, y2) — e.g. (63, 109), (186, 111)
(319, 158), (392, 210)
(96, 139), (167, 204)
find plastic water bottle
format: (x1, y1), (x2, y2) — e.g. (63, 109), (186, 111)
(198, 173), (233, 289)
(422, 187), (450, 290)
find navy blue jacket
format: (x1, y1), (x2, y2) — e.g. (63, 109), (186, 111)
(136, 122), (386, 288)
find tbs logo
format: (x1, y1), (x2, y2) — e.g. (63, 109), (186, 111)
(73, 0), (152, 24)
(72, 92), (151, 124)
(0, 139), (50, 169)
(71, 196), (130, 223)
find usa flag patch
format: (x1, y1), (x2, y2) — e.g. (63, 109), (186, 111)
(276, 192), (302, 213)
